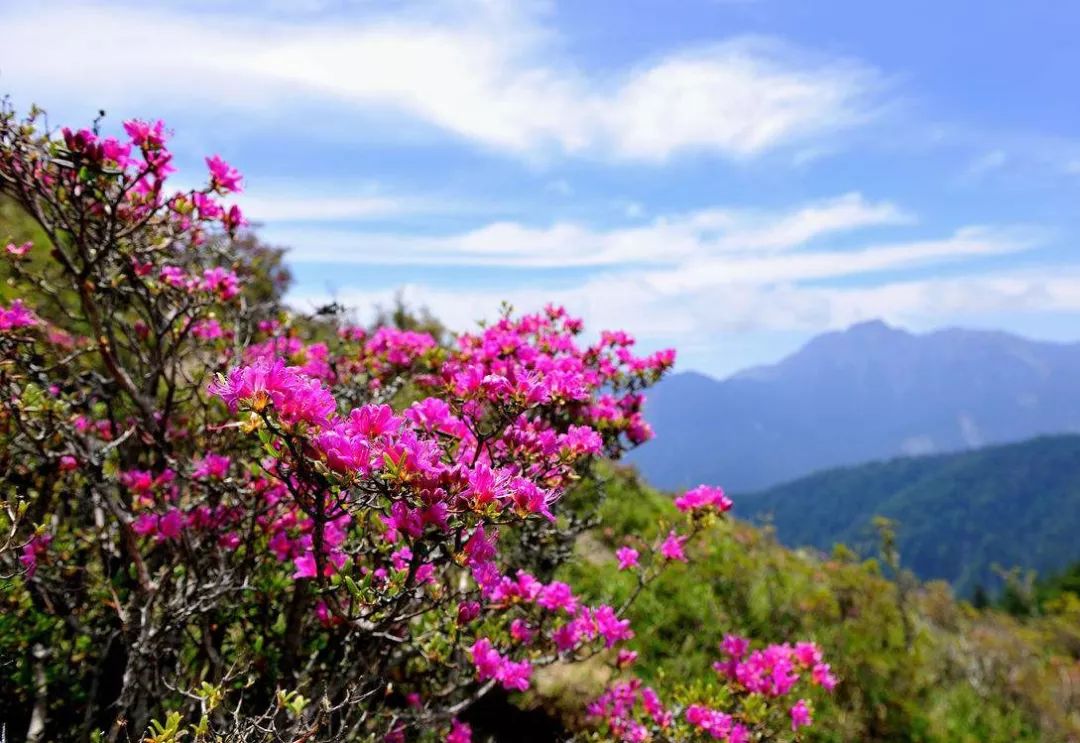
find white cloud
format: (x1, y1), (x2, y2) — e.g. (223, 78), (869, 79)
(290, 267), (1080, 347)
(279, 193), (1046, 348)
(0, 2), (879, 162)
(265, 192), (910, 266)
(642, 225), (1033, 292)
(601, 41), (876, 160)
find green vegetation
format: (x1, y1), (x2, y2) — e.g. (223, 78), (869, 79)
(735, 434), (1080, 595)
(557, 466), (1080, 742)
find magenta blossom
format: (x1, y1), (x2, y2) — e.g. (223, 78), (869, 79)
(659, 530), (688, 562)
(446, 719), (471, 743)
(206, 154), (243, 193)
(0, 299), (37, 331)
(674, 484), (733, 514)
(468, 638), (533, 692)
(615, 546), (639, 570)
(791, 699), (812, 731)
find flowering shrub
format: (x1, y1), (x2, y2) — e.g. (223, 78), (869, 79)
(0, 103), (832, 742)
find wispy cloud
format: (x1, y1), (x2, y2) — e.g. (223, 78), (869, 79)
(266, 193), (910, 266)
(0, 2), (880, 162)
(280, 191), (1043, 347)
(291, 265), (1076, 347)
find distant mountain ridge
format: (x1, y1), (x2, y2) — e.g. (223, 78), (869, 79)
(630, 320), (1080, 492)
(733, 434), (1080, 595)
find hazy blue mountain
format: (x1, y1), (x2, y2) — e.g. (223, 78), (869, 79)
(733, 435), (1080, 595)
(630, 320), (1080, 492)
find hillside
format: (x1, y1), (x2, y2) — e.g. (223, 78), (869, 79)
(629, 320), (1080, 491)
(735, 434), (1080, 595)
(555, 466), (1080, 743)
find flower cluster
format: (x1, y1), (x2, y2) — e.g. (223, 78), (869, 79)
(0, 299), (36, 332)
(713, 636), (838, 697)
(589, 636), (836, 741)
(674, 484), (733, 514)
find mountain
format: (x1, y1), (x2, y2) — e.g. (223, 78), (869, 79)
(630, 320), (1080, 491)
(735, 434), (1080, 595)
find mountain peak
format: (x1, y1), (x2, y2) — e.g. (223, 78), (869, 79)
(630, 321), (1080, 492)
(821, 319), (912, 346)
(846, 318), (904, 336)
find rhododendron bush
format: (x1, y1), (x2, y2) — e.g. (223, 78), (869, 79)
(0, 104), (833, 742)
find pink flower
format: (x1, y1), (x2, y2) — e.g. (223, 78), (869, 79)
(390, 547), (412, 572)
(348, 404), (401, 438)
(192, 318), (224, 341)
(201, 267), (239, 301)
(123, 119), (167, 149)
(457, 601), (481, 625)
(158, 509), (185, 541)
(446, 719), (472, 743)
(62, 127), (98, 155)
(462, 463), (507, 509)
(209, 359), (336, 427)
(101, 137), (131, 167)
(0, 300), (37, 331)
(222, 204), (247, 233)
(685, 705), (733, 738)
(794, 641), (822, 667)
(674, 484), (732, 514)
(593, 605), (633, 647)
(58, 455), (78, 472)
(616, 648), (638, 668)
(5, 241), (31, 257)
(462, 525), (498, 566)
(292, 551), (346, 580)
(313, 427), (372, 474)
(659, 530), (688, 562)
(510, 619), (535, 645)
(560, 424), (603, 456)
(640, 687), (671, 727)
(790, 699), (812, 731)
(380, 501), (423, 543)
(191, 192), (223, 220)
(508, 478), (555, 522)
(468, 638), (502, 681)
(193, 453), (230, 480)
(219, 532), (241, 550)
(468, 638), (532, 692)
(406, 397), (464, 436)
(160, 265), (191, 289)
(497, 659), (532, 691)
(132, 513), (159, 537)
(615, 546), (639, 571)
(538, 581), (578, 614)
(721, 634), (749, 660)
(551, 620), (583, 652)
(19, 534), (51, 578)
(812, 662), (838, 691)
(206, 155), (243, 193)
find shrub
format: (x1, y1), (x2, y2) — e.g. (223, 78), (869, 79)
(0, 104), (831, 742)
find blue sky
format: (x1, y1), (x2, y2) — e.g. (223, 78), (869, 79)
(3, 0), (1080, 376)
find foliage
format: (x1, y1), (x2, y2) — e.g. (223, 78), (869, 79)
(559, 467), (1080, 742)
(735, 434), (1080, 595)
(0, 104), (832, 743)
